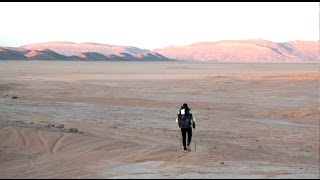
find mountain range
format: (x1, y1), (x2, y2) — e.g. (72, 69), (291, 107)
(154, 39), (319, 62)
(0, 42), (171, 61)
(0, 40), (318, 62)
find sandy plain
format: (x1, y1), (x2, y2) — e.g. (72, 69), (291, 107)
(0, 61), (319, 178)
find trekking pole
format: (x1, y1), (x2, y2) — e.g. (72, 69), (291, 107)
(179, 130), (182, 150)
(194, 128), (196, 152)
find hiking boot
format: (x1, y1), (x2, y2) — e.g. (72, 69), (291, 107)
(183, 149), (187, 153)
(187, 146), (191, 152)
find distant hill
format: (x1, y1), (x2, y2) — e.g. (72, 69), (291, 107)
(153, 39), (319, 62)
(1, 40), (318, 62)
(21, 41), (150, 56)
(0, 42), (172, 61)
(0, 47), (27, 60)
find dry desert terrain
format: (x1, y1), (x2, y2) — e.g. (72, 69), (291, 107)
(0, 61), (319, 178)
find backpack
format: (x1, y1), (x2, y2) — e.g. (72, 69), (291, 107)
(177, 108), (192, 129)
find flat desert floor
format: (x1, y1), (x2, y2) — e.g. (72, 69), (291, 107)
(0, 61), (319, 178)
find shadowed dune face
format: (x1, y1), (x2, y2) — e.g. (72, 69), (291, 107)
(0, 48), (27, 60)
(21, 42), (150, 56)
(1, 43), (172, 61)
(153, 40), (319, 62)
(24, 49), (69, 60)
(0, 62), (318, 178)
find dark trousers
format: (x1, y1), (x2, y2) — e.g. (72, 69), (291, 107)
(181, 127), (192, 150)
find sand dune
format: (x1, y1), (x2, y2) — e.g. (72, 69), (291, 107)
(21, 41), (149, 56)
(0, 48), (27, 60)
(0, 46), (172, 61)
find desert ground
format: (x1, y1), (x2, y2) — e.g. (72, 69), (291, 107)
(0, 61), (319, 178)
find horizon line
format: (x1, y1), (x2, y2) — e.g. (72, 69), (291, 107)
(0, 38), (318, 50)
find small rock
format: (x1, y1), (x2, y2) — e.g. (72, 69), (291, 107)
(69, 128), (78, 133)
(220, 162), (224, 165)
(30, 122), (34, 125)
(12, 96), (18, 99)
(56, 124), (64, 128)
(256, 139), (259, 142)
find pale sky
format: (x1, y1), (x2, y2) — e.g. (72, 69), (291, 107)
(0, 2), (318, 50)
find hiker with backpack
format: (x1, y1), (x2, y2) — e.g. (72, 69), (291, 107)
(176, 103), (196, 152)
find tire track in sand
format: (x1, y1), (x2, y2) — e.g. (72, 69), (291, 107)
(50, 133), (68, 155)
(17, 128), (29, 147)
(37, 131), (49, 153)
(15, 158), (33, 178)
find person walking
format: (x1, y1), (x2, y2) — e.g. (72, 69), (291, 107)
(176, 103), (196, 152)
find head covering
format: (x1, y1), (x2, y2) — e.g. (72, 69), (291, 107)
(182, 103), (188, 109)
(181, 103), (190, 113)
